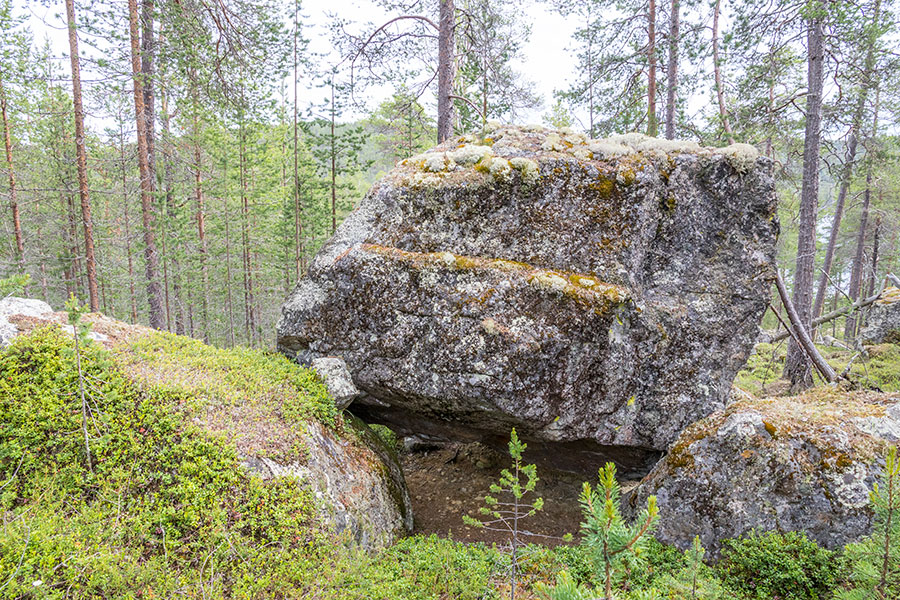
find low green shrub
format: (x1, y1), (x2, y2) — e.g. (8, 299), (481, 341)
(717, 530), (840, 600)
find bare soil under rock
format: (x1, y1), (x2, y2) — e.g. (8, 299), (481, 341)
(400, 441), (638, 546)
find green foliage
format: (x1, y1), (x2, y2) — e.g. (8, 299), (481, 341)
(838, 446), (900, 599)
(0, 273), (29, 297)
(581, 462), (660, 600)
(717, 530), (840, 600)
(464, 428), (545, 599)
(369, 424), (402, 454)
(535, 571), (594, 600)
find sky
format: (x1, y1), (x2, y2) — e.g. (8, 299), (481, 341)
(18, 0), (579, 128)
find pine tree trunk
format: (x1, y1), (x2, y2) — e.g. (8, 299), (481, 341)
(0, 71), (25, 278)
(192, 112), (210, 342)
(292, 5), (304, 278)
(331, 82), (337, 235)
(161, 90), (184, 335)
(647, 0), (658, 137)
(65, 0), (99, 311)
(128, 0), (164, 329)
(664, 0), (679, 139)
(863, 214), (881, 328)
(437, 0), (455, 143)
(783, 16), (824, 390)
(712, 0), (733, 143)
(239, 116), (255, 345)
(812, 0), (880, 326)
(119, 133), (138, 324)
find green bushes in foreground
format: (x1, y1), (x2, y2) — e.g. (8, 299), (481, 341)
(2, 324), (900, 599)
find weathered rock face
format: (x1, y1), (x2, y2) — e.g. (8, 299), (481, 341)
(859, 286), (900, 344)
(1, 296), (53, 346)
(277, 125), (779, 475)
(631, 390), (898, 555)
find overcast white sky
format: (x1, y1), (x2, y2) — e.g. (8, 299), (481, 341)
(18, 0), (578, 127)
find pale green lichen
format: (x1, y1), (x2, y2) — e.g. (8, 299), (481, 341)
(489, 157), (512, 180)
(523, 123), (545, 132)
(481, 317), (501, 335)
(423, 152), (454, 172)
(715, 143), (759, 173)
(541, 132), (565, 151)
(530, 272), (569, 293)
(449, 144), (493, 166)
(572, 148), (593, 161)
(509, 157), (540, 184)
(588, 140), (635, 159)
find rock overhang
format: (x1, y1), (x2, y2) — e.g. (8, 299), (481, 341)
(277, 124), (780, 477)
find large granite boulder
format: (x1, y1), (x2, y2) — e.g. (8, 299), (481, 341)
(0, 296), (53, 346)
(277, 125), (779, 475)
(631, 390), (899, 555)
(859, 286), (900, 344)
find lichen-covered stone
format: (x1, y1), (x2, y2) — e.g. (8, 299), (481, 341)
(311, 356), (364, 410)
(0, 296), (53, 346)
(631, 390), (899, 555)
(277, 125), (779, 474)
(859, 286), (900, 344)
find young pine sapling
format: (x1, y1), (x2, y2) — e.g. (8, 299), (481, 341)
(463, 428), (545, 600)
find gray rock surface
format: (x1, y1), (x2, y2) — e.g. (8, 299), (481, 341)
(311, 356), (364, 410)
(631, 391), (899, 555)
(0, 296), (53, 346)
(241, 417), (412, 551)
(277, 125), (779, 473)
(859, 286), (900, 344)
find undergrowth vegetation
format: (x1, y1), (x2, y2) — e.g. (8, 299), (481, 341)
(1, 325), (899, 598)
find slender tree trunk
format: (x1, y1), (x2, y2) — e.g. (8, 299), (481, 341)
(330, 81), (337, 235)
(845, 90), (880, 340)
(192, 111), (210, 341)
(812, 0), (880, 325)
(292, 0), (304, 279)
(664, 0), (679, 139)
(647, 0), (658, 137)
(161, 89), (184, 335)
(65, 0), (99, 311)
(0, 71), (25, 277)
(863, 214), (881, 328)
(141, 0), (156, 192)
(437, 0), (455, 142)
(712, 0), (733, 143)
(783, 16), (824, 390)
(119, 132), (138, 324)
(223, 155), (235, 347)
(239, 114), (255, 345)
(128, 0), (164, 328)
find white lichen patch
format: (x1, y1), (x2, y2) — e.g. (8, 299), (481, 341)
(588, 140), (636, 159)
(423, 152), (455, 172)
(489, 158), (512, 180)
(715, 143), (759, 173)
(509, 157), (540, 184)
(530, 272), (569, 293)
(523, 123), (545, 132)
(481, 317), (501, 335)
(449, 144), (493, 166)
(541, 132), (565, 152)
(438, 251), (457, 266)
(572, 148), (592, 161)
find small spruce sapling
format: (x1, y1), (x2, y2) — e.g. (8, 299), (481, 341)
(839, 446), (900, 599)
(463, 428), (545, 600)
(65, 295), (93, 473)
(580, 462), (659, 600)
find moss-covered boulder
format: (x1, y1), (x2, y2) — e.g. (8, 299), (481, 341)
(1, 308), (412, 553)
(278, 124), (779, 474)
(859, 286), (900, 344)
(631, 389), (900, 555)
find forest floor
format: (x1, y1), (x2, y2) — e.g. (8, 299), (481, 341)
(400, 441), (622, 546)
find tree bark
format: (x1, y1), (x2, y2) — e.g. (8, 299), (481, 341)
(437, 0), (455, 142)
(238, 114), (255, 345)
(128, 0), (164, 329)
(664, 0), (679, 139)
(119, 130), (138, 324)
(161, 88), (184, 335)
(783, 16), (824, 390)
(775, 271), (838, 383)
(845, 90), (880, 340)
(812, 0), (880, 326)
(65, 0), (99, 311)
(771, 283), (887, 343)
(0, 71), (24, 277)
(647, 0), (658, 137)
(711, 0), (733, 143)
(292, 0), (304, 279)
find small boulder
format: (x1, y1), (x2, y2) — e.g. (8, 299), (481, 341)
(311, 356), (364, 410)
(859, 286), (900, 344)
(631, 390), (899, 555)
(0, 297), (52, 346)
